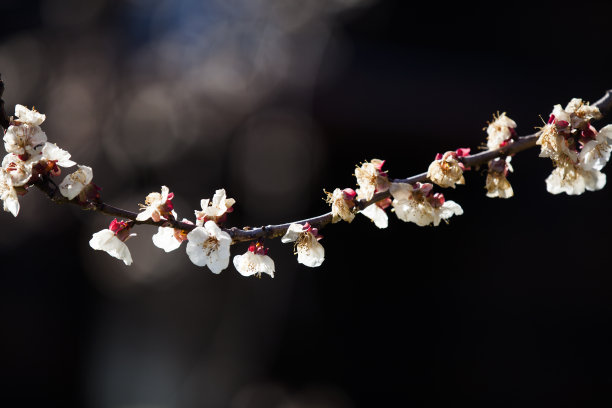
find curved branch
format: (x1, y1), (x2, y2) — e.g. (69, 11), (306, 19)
(33, 89), (612, 244)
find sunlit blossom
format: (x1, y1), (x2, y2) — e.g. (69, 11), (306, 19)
(486, 112), (517, 151)
(427, 149), (469, 189)
(326, 188), (356, 223)
(538, 99), (609, 195)
(485, 158), (513, 198)
(281, 223), (325, 267)
(390, 182), (463, 226)
(136, 185), (174, 222)
(59, 165), (93, 200)
(186, 221), (232, 273)
(359, 197), (391, 229)
(152, 215), (192, 252)
(355, 159), (389, 201)
(195, 188), (235, 225)
(89, 219), (136, 266)
(233, 242), (275, 278)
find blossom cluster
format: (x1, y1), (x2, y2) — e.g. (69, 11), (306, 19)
(2, 96), (611, 277)
(484, 112), (517, 198)
(328, 157), (465, 230)
(0, 105), (96, 217)
(89, 186), (320, 275)
(537, 99), (611, 195)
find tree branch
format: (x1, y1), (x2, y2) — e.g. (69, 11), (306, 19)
(30, 89), (612, 244)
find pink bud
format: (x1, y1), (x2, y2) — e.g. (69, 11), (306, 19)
(342, 188), (357, 199)
(435, 153), (443, 160)
(373, 160), (385, 171)
(455, 147), (471, 157)
(428, 192), (445, 208)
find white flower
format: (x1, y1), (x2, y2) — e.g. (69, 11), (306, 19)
(536, 123), (577, 163)
(326, 188), (356, 223)
(186, 221), (232, 273)
(1, 153), (36, 186)
(0, 169), (20, 217)
(360, 201), (389, 229)
(42, 143), (76, 168)
(59, 165), (93, 200)
(390, 182), (463, 226)
(195, 188), (235, 225)
(485, 172), (513, 198)
(545, 160), (606, 195)
(89, 219), (136, 266)
(427, 151), (466, 189)
(3, 123), (47, 156)
(233, 243), (275, 278)
(562, 98), (602, 129)
(485, 158), (513, 199)
(538, 98), (610, 195)
(136, 185), (174, 222)
(14, 104), (46, 126)
(3, 105), (47, 156)
(355, 159), (389, 201)
(152, 215), (192, 253)
(152, 227), (182, 252)
(281, 223), (325, 267)
(486, 112), (517, 150)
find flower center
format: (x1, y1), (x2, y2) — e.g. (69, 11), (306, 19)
(295, 233), (311, 256)
(202, 236), (220, 256)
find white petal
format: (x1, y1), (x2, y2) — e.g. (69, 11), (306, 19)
(579, 140), (610, 171)
(186, 226), (210, 266)
(136, 206), (155, 221)
(186, 240), (208, 267)
(437, 201), (463, 225)
(206, 237), (231, 274)
(233, 252), (275, 277)
(211, 189), (226, 209)
(152, 227), (182, 252)
(89, 229), (133, 266)
(59, 165), (93, 200)
(297, 234), (325, 267)
(42, 143), (76, 167)
(4, 195), (20, 217)
(585, 170), (606, 192)
(360, 204), (388, 229)
(15, 104), (46, 125)
(389, 182), (413, 201)
(281, 223), (304, 243)
(0, 170), (20, 217)
(598, 125), (612, 143)
(162, 185), (170, 197)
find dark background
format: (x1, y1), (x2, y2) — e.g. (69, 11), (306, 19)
(1, 0), (612, 407)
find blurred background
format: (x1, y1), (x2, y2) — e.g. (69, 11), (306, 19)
(1, 0), (612, 406)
